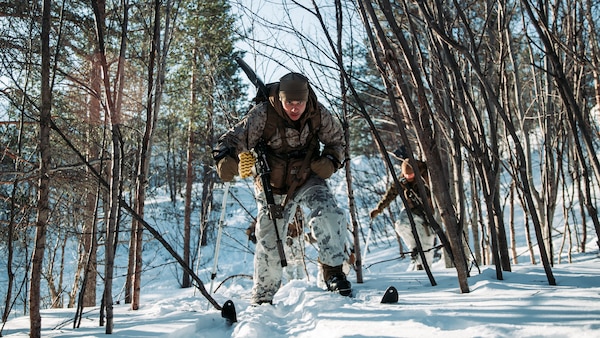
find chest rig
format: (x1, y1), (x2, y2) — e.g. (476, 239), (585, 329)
(259, 105), (320, 194)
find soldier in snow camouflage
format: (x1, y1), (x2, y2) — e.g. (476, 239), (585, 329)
(370, 158), (437, 271)
(213, 72), (351, 305)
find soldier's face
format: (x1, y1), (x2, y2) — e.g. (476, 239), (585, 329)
(281, 100), (307, 121)
(404, 172), (415, 182)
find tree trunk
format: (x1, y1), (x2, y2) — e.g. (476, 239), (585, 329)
(3, 185), (16, 323)
(183, 48), (198, 288)
(585, 0), (600, 106)
(468, 163), (482, 265)
(90, 0), (127, 331)
(30, 0), (52, 335)
(361, 0), (470, 291)
(80, 49), (102, 308)
(133, 0), (169, 307)
(74, 184), (100, 328)
(183, 117), (194, 288)
(329, 0), (363, 284)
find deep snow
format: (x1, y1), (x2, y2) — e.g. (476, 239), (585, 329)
(3, 248), (599, 337)
(2, 155), (599, 338)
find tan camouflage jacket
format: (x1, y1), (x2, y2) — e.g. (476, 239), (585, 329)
(214, 83), (345, 185)
(373, 180), (431, 216)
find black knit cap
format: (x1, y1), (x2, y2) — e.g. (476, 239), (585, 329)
(279, 72), (309, 102)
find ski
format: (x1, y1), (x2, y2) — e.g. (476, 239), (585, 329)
(224, 285), (397, 326)
(380, 286), (399, 304)
(221, 300), (237, 325)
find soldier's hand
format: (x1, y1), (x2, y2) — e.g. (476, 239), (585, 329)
(369, 208), (380, 219)
(245, 226), (257, 244)
(310, 156), (336, 179)
(217, 156), (238, 182)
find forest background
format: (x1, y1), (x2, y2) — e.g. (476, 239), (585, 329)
(1, 0), (599, 337)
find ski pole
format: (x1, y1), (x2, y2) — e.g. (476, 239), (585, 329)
(210, 181), (230, 294)
(362, 220), (373, 265)
(194, 196), (212, 297)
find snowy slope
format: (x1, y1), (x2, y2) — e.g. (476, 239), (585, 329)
(2, 155), (599, 338)
(3, 248), (599, 337)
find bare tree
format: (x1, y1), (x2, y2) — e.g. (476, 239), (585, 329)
(30, 0), (52, 335)
(130, 0), (166, 311)
(79, 51), (103, 309)
(520, 0), (600, 251)
(90, 0), (128, 331)
(334, 0), (364, 284)
(357, 0), (470, 291)
(182, 50), (197, 287)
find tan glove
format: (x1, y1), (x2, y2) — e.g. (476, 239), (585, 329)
(310, 156), (336, 179)
(369, 208), (380, 219)
(217, 156), (238, 182)
(245, 223), (257, 244)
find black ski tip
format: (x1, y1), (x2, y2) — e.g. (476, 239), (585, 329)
(221, 300), (237, 324)
(340, 288), (353, 297)
(381, 286), (398, 304)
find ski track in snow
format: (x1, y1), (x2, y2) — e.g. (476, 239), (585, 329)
(2, 155), (599, 338)
(218, 256), (600, 338)
(3, 247), (599, 337)
(2, 251), (599, 338)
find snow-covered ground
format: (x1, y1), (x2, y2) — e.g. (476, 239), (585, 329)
(3, 247), (599, 337)
(2, 156), (599, 337)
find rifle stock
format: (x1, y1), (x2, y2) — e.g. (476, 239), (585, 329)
(235, 56), (269, 101)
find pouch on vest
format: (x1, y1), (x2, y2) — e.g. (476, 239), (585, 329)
(261, 156), (311, 195)
(285, 157), (311, 192)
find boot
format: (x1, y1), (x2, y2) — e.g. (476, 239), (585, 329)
(321, 263), (352, 297)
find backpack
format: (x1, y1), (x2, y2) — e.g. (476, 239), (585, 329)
(252, 82), (278, 104)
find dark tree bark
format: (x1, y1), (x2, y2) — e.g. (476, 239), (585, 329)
(131, 0), (161, 311)
(30, 0), (52, 335)
(90, 0), (126, 331)
(182, 50), (197, 288)
(360, 0), (470, 291)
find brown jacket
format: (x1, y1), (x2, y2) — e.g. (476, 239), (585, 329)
(215, 83), (345, 192)
(373, 160), (431, 216)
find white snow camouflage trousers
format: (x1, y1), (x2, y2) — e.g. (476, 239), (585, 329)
(282, 234), (305, 282)
(395, 211), (436, 270)
(251, 175), (346, 304)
